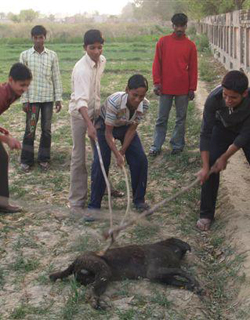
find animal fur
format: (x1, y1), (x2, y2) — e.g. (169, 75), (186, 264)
(50, 238), (201, 309)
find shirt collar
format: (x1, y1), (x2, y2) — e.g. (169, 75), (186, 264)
(31, 46), (48, 54)
(85, 53), (99, 68)
(171, 33), (186, 40)
(120, 93), (144, 113)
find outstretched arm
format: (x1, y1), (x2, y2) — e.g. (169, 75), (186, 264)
(120, 123), (138, 155)
(210, 144), (239, 173)
(105, 125), (125, 167)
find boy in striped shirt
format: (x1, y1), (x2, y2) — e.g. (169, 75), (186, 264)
(88, 74), (150, 216)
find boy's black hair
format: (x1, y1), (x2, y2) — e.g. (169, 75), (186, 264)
(127, 74), (148, 91)
(31, 25), (47, 37)
(171, 13), (188, 26)
(9, 63), (32, 81)
(222, 70), (248, 94)
(83, 29), (104, 46)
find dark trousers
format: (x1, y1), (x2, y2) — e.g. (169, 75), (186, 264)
(21, 102), (53, 165)
(200, 122), (250, 220)
(0, 141), (9, 204)
(88, 122), (148, 209)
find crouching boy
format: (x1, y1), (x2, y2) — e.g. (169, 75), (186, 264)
(88, 74), (150, 219)
(0, 63), (32, 213)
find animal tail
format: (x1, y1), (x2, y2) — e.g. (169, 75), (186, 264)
(49, 262), (75, 282)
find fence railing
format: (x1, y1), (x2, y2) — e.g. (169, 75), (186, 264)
(197, 10), (250, 76)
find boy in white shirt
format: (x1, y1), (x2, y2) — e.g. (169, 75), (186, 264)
(68, 29), (106, 213)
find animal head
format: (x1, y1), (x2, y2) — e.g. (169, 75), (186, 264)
(160, 238), (191, 252)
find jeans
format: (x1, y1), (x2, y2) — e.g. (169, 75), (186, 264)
(88, 118), (148, 209)
(200, 122), (250, 220)
(151, 94), (189, 151)
(21, 102), (53, 165)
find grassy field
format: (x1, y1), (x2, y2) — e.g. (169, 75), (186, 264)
(0, 34), (247, 319)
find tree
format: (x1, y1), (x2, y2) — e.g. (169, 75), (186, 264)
(7, 12), (21, 23)
(0, 12), (6, 20)
(19, 9), (39, 22)
(234, 0), (247, 9)
(121, 2), (136, 19)
(134, 0), (173, 20)
(48, 14), (55, 22)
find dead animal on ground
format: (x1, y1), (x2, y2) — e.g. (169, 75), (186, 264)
(49, 237), (202, 309)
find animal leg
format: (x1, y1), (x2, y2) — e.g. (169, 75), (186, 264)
(49, 262), (75, 282)
(147, 267), (200, 292)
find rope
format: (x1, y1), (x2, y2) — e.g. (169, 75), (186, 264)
(103, 177), (201, 241)
(95, 140), (113, 229)
(95, 140), (131, 254)
(120, 165), (131, 226)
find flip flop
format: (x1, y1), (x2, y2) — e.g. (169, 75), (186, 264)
(196, 218), (212, 231)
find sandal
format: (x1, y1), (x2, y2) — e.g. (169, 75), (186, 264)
(148, 149), (160, 157)
(196, 218), (212, 231)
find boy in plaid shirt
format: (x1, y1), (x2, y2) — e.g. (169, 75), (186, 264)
(20, 25), (63, 172)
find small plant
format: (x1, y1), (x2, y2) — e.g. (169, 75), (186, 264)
(61, 279), (86, 320)
(11, 254), (40, 273)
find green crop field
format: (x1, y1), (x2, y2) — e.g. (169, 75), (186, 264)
(0, 34), (247, 319)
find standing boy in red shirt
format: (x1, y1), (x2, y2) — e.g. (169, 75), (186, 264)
(149, 13), (197, 156)
(0, 63), (32, 213)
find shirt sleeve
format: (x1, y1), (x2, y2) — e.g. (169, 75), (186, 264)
(233, 116), (250, 148)
(73, 68), (91, 111)
(152, 39), (162, 86)
(0, 87), (8, 114)
(200, 96), (217, 151)
(104, 97), (119, 126)
(135, 100), (149, 124)
(52, 53), (63, 102)
(19, 52), (29, 103)
(188, 43), (198, 91)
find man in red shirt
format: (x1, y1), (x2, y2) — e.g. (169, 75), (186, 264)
(149, 13), (197, 156)
(0, 63), (32, 213)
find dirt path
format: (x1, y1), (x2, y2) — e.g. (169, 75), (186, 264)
(196, 79), (250, 314)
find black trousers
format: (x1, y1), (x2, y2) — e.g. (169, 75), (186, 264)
(200, 122), (250, 220)
(0, 141), (9, 204)
(88, 117), (148, 209)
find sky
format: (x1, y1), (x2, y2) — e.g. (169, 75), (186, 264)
(1, 0), (130, 16)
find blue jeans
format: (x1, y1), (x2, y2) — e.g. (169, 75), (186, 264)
(151, 94), (189, 151)
(200, 122), (250, 220)
(21, 102), (53, 165)
(88, 119), (148, 209)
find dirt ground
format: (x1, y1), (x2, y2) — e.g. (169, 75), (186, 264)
(196, 80), (250, 315)
(1, 77), (250, 319)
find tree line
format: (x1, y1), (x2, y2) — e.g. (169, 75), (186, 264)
(124, 0), (250, 20)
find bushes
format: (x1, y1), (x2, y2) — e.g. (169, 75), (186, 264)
(0, 22), (165, 44)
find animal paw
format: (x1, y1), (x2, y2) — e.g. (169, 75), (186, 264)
(49, 272), (59, 282)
